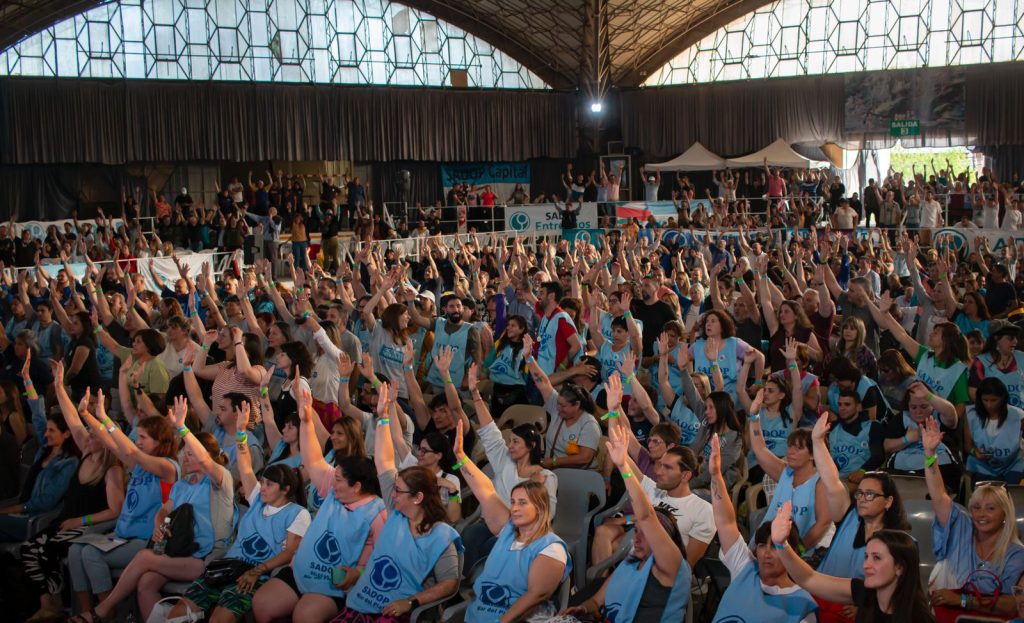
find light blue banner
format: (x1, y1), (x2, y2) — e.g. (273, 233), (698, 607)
(440, 162), (530, 187)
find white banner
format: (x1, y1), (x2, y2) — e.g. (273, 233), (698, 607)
(32, 251), (232, 293)
(505, 203), (599, 234)
(18, 218), (128, 239)
(932, 227), (1024, 253)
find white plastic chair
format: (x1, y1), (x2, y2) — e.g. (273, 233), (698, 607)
(552, 468), (607, 588)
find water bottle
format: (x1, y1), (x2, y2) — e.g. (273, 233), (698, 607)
(153, 517), (171, 555)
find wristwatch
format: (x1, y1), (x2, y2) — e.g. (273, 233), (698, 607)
(409, 597), (421, 610)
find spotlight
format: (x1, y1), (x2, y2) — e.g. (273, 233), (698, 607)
(590, 101), (603, 113)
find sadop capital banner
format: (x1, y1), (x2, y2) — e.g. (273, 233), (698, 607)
(440, 162), (530, 205)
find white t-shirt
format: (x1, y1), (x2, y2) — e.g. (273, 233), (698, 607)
(640, 476), (716, 548)
(833, 206), (857, 229)
(920, 199), (941, 228)
(1003, 208), (1022, 231)
(246, 483), (312, 537)
(983, 202), (1000, 229)
(477, 422), (558, 515)
(721, 540), (817, 623)
(158, 340), (201, 378)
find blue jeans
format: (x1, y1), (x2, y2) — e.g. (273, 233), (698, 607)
(0, 514), (30, 542)
(292, 241), (310, 272)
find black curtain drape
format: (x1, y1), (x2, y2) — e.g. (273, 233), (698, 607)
(0, 165), (140, 220)
(370, 161), (443, 220)
(0, 79), (578, 165)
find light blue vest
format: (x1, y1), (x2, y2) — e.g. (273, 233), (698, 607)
(668, 398), (701, 446)
(827, 376), (888, 415)
(212, 425), (261, 472)
(226, 497), (304, 567)
(817, 509), (866, 579)
(829, 418), (878, 477)
(292, 493), (385, 596)
(116, 461), (178, 540)
(966, 405), (1024, 478)
(978, 352), (1024, 409)
(352, 317), (372, 357)
(892, 412), (956, 471)
(598, 341), (634, 396)
(538, 310), (576, 375)
(267, 441), (302, 470)
(168, 472), (216, 558)
(426, 319), (472, 388)
(410, 326), (428, 371)
(307, 449), (334, 513)
(488, 344), (527, 386)
(747, 409), (791, 467)
(713, 556), (818, 622)
(760, 468), (820, 539)
(467, 522), (570, 622)
(600, 312), (644, 350)
(915, 351), (967, 401)
(371, 326), (410, 398)
(96, 341), (114, 381)
(604, 554), (691, 623)
(693, 337), (739, 403)
(347, 514), (462, 614)
(653, 342), (684, 410)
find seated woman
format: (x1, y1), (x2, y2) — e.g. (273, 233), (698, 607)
(875, 350), (916, 416)
(768, 501), (935, 623)
(706, 434), (819, 622)
(922, 416), (1024, 618)
(307, 416), (366, 514)
(330, 382), (462, 622)
(740, 338), (804, 479)
(657, 332), (703, 446)
(688, 390), (745, 497)
(749, 393), (834, 553)
(68, 395), (178, 616)
(23, 367), (125, 622)
(562, 421), (689, 623)
(0, 352), (79, 541)
(810, 414), (910, 623)
(883, 382), (961, 487)
(75, 396), (234, 623)
(482, 313), (530, 415)
(171, 401), (310, 623)
(965, 377), (1024, 483)
(251, 387), (384, 623)
(454, 417), (570, 622)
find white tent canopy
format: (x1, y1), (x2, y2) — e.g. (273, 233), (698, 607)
(724, 138), (828, 168)
(646, 142), (726, 171)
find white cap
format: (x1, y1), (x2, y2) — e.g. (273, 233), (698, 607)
(418, 290), (436, 303)
(181, 187), (188, 194)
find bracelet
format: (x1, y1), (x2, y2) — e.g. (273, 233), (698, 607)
(370, 378), (382, 389)
(182, 366), (192, 372)
(177, 426), (189, 439)
(601, 410), (621, 420)
(451, 457), (468, 471)
(622, 311), (633, 320)
(338, 376), (349, 383)
(404, 365), (414, 372)
(302, 310), (312, 318)
(23, 379), (33, 387)
(92, 325), (103, 335)
(444, 378), (454, 385)
(749, 414), (760, 422)
(902, 435), (910, 446)
(624, 373), (636, 384)
(235, 431), (248, 442)
(233, 342), (243, 347)
(620, 471), (634, 480)
(734, 277), (744, 285)
(202, 344), (211, 351)
(82, 514), (92, 527)
(602, 476), (611, 482)
(787, 363), (798, 370)
(924, 392), (934, 402)
(710, 363), (719, 371)
(925, 454), (938, 468)
(525, 356), (536, 364)
(377, 418), (390, 426)
(448, 493), (462, 502)
(773, 542), (787, 550)
(752, 379), (765, 388)
(260, 386), (269, 398)
(551, 457), (557, 467)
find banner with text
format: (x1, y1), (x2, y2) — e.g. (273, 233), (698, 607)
(505, 203), (599, 234)
(441, 162), (530, 205)
(18, 218), (128, 240)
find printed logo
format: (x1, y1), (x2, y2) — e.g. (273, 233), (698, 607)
(574, 230), (592, 245)
(605, 604), (621, 621)
(369, 555), (403, 592)
(240, 533), (272, 560)
(125, 489), (140, 512)
(717, 618), (746, 623)
(934, 228), (967, 250)
(313, 531), (343, 565)
(510, 212), (531, 231)
(478, 582), (513, 608)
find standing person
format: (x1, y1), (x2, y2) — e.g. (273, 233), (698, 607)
(290, 213), (310, 273)
(919, 417), (1024, 618)
(768, 501), (935, 623)
(706, 434), (819, 622)
(640, 166), (661, 202)
(533, 281), (582, 378)
(245, 206), (283, 276)
(453, 419), (570, 622)
(562, 422), (691, 623)
(412, 293), (481, 394)
(633, 280), (678, 358)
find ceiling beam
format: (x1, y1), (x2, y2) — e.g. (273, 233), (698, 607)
(0, 0), (103, 52)
(397, 0), (578, 90)
(615, 0), (775, 87)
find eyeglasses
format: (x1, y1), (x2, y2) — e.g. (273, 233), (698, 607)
(417, 446), (436, 455)
(976, 481), (1008, 490)
(1013, 586), (1024, 597)
(853, 490), (887, 501)
(393, 488), (413, 496)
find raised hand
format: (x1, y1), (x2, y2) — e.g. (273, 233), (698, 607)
(360, 353), (376, 380)
(780, 336), (799, 363)
(20, 347), (31, 381)
(235, 399), (251, 433)
(77, 387), (92, 417)
(522, 333), (534, 358)
(169, 395), (189, 428)
(615, 349), (635, 379)
(921, 415), (943, 457)
(605, 421), (628, 468)
(453, 419), (467, 460)
(709, 433), (722, 477)
(907, 381), (932, 402)
(434, 345), (455, 375)
(770, 500), (794, 547)
(749, 387), (765, 416)
(297, 388), (314, 424)
(50, 359), (65, 385)
(375, 381), (390, 417)
(877, 291), (894, 313)
(466, 362), (479, 392)
(337, 352), (354, 378)
(811, 412), (831, 442)
(706, 336), (722, 361)
(604, 374), (623, 411)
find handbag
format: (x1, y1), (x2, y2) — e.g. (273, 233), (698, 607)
(933, 568), (1012, 623)
(146, 596), (204, 623)
(201, 557), (253, 588)
(148, 503), (198, 558)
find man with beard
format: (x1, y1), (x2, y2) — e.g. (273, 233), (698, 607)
(411, 293), (481, 394)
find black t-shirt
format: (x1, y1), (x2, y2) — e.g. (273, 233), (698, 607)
(320, 184), (340, 204)
(850, 578), (892, 623)
(985, 281), (1017, 316)
(632, 299), (678, 356)
(65, 334), (102, 398)
(0, 239), (14, 265)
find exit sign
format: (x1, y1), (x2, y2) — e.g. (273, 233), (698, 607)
(890, 119), (920, 137)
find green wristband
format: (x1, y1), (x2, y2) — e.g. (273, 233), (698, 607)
(451, 457), (468, 471)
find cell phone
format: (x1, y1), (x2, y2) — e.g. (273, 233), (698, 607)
(331, 566), (346, 586)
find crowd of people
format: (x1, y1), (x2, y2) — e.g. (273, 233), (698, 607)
(0, 160), (1022, 623)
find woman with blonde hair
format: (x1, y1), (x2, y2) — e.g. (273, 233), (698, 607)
(830, 316), (877, 382)
(922, 417), (1024, 617)
(454, 414), (569, 622)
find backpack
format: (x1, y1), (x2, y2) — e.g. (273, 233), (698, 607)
(149, 503), (198, 558)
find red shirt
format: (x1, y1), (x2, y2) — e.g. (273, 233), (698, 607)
(481, 192), (496, 207)
(768, 174), (786, 197)
(533, 304), (577, 371)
